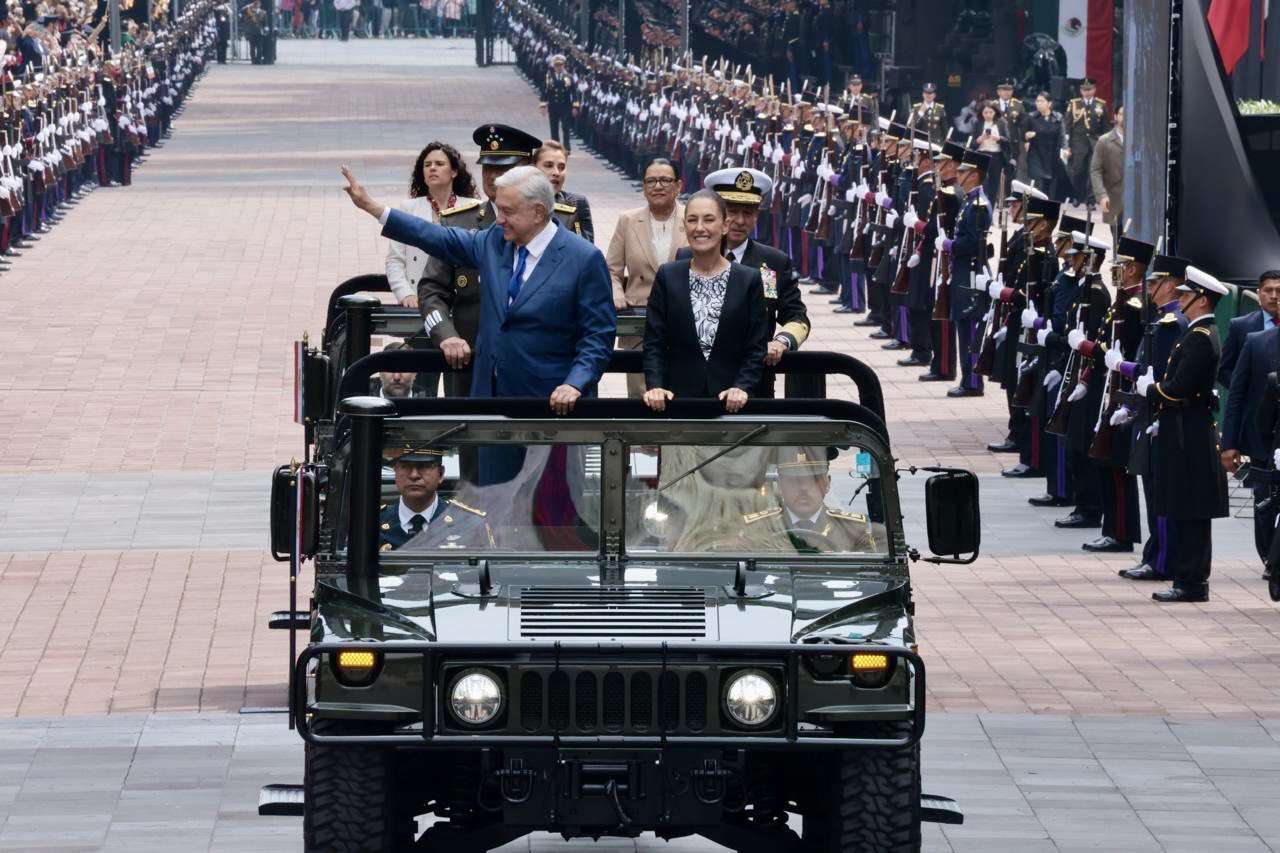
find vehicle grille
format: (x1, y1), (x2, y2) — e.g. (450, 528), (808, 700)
(516, 667), (710, 734)
(517, 586), (708, 638)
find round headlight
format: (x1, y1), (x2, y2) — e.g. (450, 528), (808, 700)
(449, 670), (504, 726)
(723, 670), (778, 727)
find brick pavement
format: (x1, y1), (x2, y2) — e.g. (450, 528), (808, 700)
(0, 39), (1277, 733)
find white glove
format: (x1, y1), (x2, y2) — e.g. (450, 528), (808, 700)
(1136, 366), (1155, 398)
(1036, 327), (1050, 347)
(1067, 381), (1087, 402)
(988, 279), (1004, 299)
(875, 189), (890, 207)
(889, 247), (900, 260)
(975, 272), (991, 292)
(1021, 307), (1039, 329)
(845, 187), (858, 203)
(856, 180), (869, 196)
(935, 234), (947, 253)
(982, 307), (995, 324)
(994, 327), (1008, 344)
(1109, 406), (1135, 427)
(1273, 448), (1280, 470)
(1146, 421), (1159, 437)
(1104, 348), (1124, 371)
(885, 211), (899, 229)
(902, 210), (919, 229)
(1067, 329), (1086, 351)
(907, 253), (921, 269)
(1043, 369), (1062, 390)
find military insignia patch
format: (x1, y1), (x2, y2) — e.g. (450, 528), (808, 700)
(735, 170), (754, 191)
(761, 266), (777, 299)
(455, 274), (468, 288)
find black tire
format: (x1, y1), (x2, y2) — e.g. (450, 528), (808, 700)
(303, 720), (414, 852)
(802, 720), (922, 853)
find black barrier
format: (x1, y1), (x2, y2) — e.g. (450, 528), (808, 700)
(324, 274), (391, 334)
(335, 350), (887, 424)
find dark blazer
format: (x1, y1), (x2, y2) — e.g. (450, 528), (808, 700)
(1224, 326), (1280, 460)
(1219, 309), (1267, 387)
(643, 260), (769, 397)
(383, 210), (616, 398)
(558, 190), (595, 244)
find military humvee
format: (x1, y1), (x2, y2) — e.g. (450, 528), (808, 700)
(262, 348), (979, 853)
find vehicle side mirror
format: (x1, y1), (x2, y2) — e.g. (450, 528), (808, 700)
(270, 464), (319, 562)
(294, 343), (331, 426)
(923, 469), (980, 564)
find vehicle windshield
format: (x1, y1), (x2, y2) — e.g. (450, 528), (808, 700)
(367, 421), (892, 560)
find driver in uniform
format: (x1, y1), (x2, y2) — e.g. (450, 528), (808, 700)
(740, 448), (881, 553)
(380, 448), (494, 551)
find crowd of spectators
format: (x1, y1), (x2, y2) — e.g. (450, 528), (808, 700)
(262, 0), (473, 40)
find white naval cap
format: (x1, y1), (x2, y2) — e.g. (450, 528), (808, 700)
(1180, 265), (1230, 295)
(704, 167), (773, 205)
(1010, 179), (1048, 200)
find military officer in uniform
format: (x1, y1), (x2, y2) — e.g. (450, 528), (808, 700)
(739, 448), (882, 553)
(418, 123), (541, 396)
(938, 148), (992, 397)
(533, 138), (595, 243)
(1062, 78), (1110, 205)
(1136, 266), (1230, 602)
(540, 54), (577, 151)
(993, 78), (1027, 179)
(908, 83), (949, 147)
(379, 448), (494, 552)
(678, 167), (811, 398)
(840, 74), (878, 128)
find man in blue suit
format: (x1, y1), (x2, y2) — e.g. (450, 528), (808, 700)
(1222, 323), (1280, 567)
(341, 163), (616, 414)
(1218, 270), (1280, 387)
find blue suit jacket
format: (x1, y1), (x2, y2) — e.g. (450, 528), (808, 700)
(382, 210), (616, 397)
(1223, 325), (1280, 459)
(1218, 309), (1265, 387)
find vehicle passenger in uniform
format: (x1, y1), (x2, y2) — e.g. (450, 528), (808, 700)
(642, 189), (768, 414)
(533, 139), (594, 243)
(739, 448), (881, 553)
(1137, 266), (1230, 603)
(380, 448), (492, 551)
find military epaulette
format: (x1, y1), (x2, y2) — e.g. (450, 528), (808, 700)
(975, 195), (988, 206)
(1159, 312), (1179, 324)
(912, 102), (922, 109)
(940, 186), (956, 195)
(1069, 97), (1081, 105)
(1192, 325), (1213, 336)
(920, 173), (935, 183)
(554, 201), (577, 214)
(441, 199), (481, 217)
(380, 503), (389, 510)
(447, 499), (487, 518)
(743, 507), (782, 524)
(827, 509), (867, 522)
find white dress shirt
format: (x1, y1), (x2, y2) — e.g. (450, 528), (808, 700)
(649, 210), (676, 264)
(726, 240), (747, 263)
(516, 218), (560, 290)
(398, 495), (438, 535)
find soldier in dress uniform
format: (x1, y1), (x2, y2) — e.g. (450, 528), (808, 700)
(695, 167), (810, 398)
(1136, 266), (1230, 602)
(1062, 78), (1110, 204)
(938, 147), (992, 397)
(1113, 253), (1190, 582)
(379, 448), (494, 552)
(540, 54), (577, 151)
(908, 82), (948, 147)
(739, 448), (881, 553)
(418, 123), (540, 397)
(840, 75), (878, 130)
(993, 78), (1026, 179)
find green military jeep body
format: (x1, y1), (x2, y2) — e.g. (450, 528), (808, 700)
(266, 368), (978, 851)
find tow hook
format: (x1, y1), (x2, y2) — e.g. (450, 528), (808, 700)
(689, 759), (730, 804)
(497, 759), (534, 804)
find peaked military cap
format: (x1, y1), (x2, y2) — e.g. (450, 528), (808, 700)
(959, 148), (991, 173)
(775, 446), (837, 476)
(473, 124), (540, 166)
(1179, 265), (1229, 296)
(1115, 236), (1155, 266)
(1146, 254), (1190, 281)
(705, 167), (772, 206)
(1056, 213), (1087, 237)
(386, 446), (446, 465)
(922, 82), (937, 93)
(1024, 197), (1061, 222)
(935, 139), (967, 161)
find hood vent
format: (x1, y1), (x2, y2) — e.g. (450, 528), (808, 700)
(518, 586), (708, 638)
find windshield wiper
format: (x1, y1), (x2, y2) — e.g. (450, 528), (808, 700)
(423, 423), (467, 447)
(659, 424), (769, 492)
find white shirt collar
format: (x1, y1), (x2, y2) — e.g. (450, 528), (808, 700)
(727, 240), (748, 263)
(398, 495), (438, 534)
(521, 218), (559, 260)
(786, 508), (823, 527)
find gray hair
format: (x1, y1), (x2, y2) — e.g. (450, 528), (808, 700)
(493, 165), (556, 221)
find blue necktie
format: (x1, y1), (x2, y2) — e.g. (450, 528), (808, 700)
(508, 246), (529, 305)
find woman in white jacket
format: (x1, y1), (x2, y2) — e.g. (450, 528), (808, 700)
(385, 141), (480, 308)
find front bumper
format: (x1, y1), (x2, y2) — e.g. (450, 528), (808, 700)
(294, 641), (925, 749)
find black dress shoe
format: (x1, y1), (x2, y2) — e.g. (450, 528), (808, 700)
(1054, 512), (1102, 529)
(897, 355), (930, 367)
(798, 276), (816, 285)
(828, 297), (844, 304)
(1028, 494), (1071, 507)
(869, 330), (893, 340)
(1152, 585), (1208, 603)
(987, 439), (1018, 453)
(918, 372), (952, 382)
(881, 341), (910, 351)
(853, 318), (880, 327)
(812, 286), (837, 295)
(1119, 565), (1166, 581)
(833, 305), (856, 314)
(1083, 536), (1134, 553)
(1001, 464), (1040, 478)
(946, 387), (983, 398)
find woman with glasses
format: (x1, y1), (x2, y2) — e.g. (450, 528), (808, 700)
(604, 158), (689, 396)
(642, 189), (769, 414)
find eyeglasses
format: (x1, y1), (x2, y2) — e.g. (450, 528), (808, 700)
(643, 177), (677, 187)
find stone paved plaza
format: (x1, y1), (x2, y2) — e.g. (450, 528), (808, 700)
(1, 39), (1280, 851)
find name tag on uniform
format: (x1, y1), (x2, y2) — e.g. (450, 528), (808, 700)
(761, 266), (778, 299)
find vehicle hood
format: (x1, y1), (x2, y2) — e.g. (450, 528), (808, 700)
(314, 562), (912, 647)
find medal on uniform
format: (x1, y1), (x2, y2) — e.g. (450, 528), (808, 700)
(761, 266), (777, 299)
